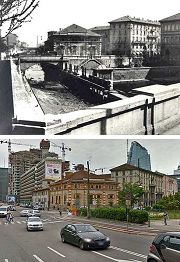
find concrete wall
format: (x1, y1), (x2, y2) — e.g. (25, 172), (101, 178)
(0, 60), (14, 134)
(45, 83), (180, 135)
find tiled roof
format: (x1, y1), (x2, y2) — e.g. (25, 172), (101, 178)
(59, 24), (100, 37)
(110, 163), (165, 176)
(109, 15), (160, 25)
(159, 13), (180, 22)
(90, 26), (110, 31)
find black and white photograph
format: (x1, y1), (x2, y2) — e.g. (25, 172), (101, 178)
(0, 0), (180, 135)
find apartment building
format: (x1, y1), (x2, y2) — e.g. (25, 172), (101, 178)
(160, 13), (180, 65)
(110, 163), (177, 206)
(20, 157), (62, 204)
(108, 15), (160, 57)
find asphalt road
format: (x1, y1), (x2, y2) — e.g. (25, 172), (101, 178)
(0, 209), (154, 262)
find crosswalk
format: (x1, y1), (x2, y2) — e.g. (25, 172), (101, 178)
(0, 218), (54, 226)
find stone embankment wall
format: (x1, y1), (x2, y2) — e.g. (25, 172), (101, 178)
(46, 83), (180, 135)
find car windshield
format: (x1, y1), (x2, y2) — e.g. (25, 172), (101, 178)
(0, 208), (7, 211)
(75, 225), (97, 233)
(28, 217), (40, 222)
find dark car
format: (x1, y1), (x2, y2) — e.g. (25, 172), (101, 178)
(147, 232), (180, 262)
(60, 223), (110, 250)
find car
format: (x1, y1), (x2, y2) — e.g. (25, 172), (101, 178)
(20, 209), (30, 217)
(27, 210), (41, 217)
(0, 205), (11, 217)
(147, 232), (180, 262)
(26, 216), (43, 231)
(60, 223), (110, 250)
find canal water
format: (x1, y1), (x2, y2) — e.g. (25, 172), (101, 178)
(25, 65), (92, 114)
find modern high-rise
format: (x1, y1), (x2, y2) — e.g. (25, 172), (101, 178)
(0, 168), (9, 202)
(127, 141), (151, 171)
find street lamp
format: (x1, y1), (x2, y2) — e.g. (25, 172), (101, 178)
(87, 161), (90, 218)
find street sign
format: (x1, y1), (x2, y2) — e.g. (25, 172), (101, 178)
(125, 200), (131, 207)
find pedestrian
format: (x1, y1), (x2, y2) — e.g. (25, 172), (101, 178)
(59, 206), (62, 217)
(9, 212), (13, 223)
(163, 211), (168, 225)
(6, 210), (11, 223)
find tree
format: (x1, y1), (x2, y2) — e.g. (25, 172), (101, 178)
(118, 182), (144, 208)
(0, 0), (39, 58)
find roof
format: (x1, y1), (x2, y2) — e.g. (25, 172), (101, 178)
(59, 24), (100, 37)
(159, 13), (180, 22)
(110, 163), (165, 176)
(109, 15), (160, 26)
(90, 26), (110, 31)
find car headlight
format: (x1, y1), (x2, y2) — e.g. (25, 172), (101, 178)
(106, 237), (110, 241)
(84, 238), (92, 243)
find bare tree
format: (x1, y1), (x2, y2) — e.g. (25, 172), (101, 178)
(0, 0), (39, 58)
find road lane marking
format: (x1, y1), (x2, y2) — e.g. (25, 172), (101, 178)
(16, 221), (21, 224)
(33, 254), (44, 262)
(92, 251), (142, 262)
(5, 259), (9, 262)
(110, 246), (147, 259)
(47, 246), (66, 258)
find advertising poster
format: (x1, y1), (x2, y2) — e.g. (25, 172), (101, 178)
(45, 162), (61, 180)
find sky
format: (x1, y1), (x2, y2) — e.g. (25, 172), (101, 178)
(3, 0), (179, 46)
(0, 138), (180, 175)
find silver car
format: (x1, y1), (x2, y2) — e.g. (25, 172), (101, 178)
(26, 216), (43, 231)
(20, 209), (30, 217)
(27, 210), (41, 217)
(147, 232), (180, 262)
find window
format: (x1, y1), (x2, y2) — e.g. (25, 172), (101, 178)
(169, 236), (180, 251)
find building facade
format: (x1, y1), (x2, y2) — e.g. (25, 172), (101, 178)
(45, 24), (102, 57)
(20, 157), (62, 204)
(49, 168), (119, 210)
(160, 13), (180, 65)
(0, 168), (9, 202)
(172, 164), (180, 192)
(90, 26), (110, 55)
(108, 16), (160, 58)
(127, 141), (151, 171)
(110, 163), (177, 206)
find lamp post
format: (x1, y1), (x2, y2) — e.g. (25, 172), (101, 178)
(0, 1), (2, 60)
(87, 161), (90, 218)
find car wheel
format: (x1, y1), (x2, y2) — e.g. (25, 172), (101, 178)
(61, 235), (66, 243)
(26, 227), (29, 231)
(79, 240), (85, 250)
(149, 260), (157, 262)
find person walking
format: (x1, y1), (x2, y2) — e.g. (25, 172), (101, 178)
(59, 206), (62, 217)
(163, 211), (168, 225)
(9, 212), (13, 223)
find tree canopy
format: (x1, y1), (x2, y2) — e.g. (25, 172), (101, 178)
(0, 0), (39, 38)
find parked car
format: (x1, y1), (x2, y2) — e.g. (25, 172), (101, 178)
(60, 223), (110, 250)
(20, 210), (30, 217)
(27, 210), (41, 217)
(147, 232), (180, 262)
(0, 205), (11, 218)
(26, 216), (43, 231)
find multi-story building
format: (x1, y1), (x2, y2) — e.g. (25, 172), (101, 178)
(9, 150), (41, 201)
(127, 141), (151, 171)
(20, 157), (62, 204)
(45, 24), (102, 57)
(160, 13), (180, 65)
(49, 165), (119, 210)
(172, 164), (180, 192)
(108, 16), (161, 57)
(90, 26), (110, 55)
(0, 168), (9, 202)
(110, 163), (177, 206)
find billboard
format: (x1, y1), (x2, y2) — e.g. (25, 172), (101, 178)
(6, 195), (16, 204)
(45, 162), (61, 180)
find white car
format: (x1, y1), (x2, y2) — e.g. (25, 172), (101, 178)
(20, 209), (30, 217)
(27, 210), (41, 217)
(26, 216), (43, 231)
(0, 206), (11, 217)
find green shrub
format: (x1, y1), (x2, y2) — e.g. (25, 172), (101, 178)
(79, 207), (148, 224)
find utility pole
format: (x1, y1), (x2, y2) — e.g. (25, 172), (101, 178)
(0, 1), (2, 60)
(87, 160), (90, 219)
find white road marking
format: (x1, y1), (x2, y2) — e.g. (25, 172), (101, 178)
(5, 259), (9, 262)
(110, 246), (146, 259)
(33, 254), (44, 262)
(92, 251), (142, 262)
(43, 220), (64, 224)
(47, 246), (66, 258)
(16, 221), (21, 224)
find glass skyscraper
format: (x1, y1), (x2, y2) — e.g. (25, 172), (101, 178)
(127, 141), (151, 171)
(0, 167), (9, 202)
